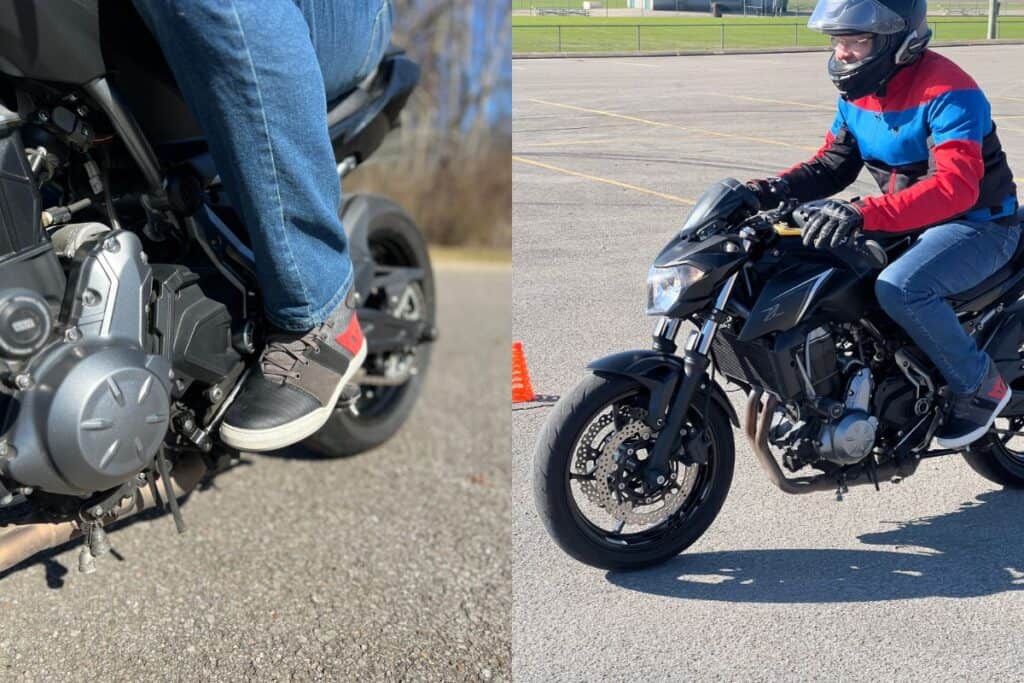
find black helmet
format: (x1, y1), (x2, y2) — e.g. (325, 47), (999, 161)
(808, 0), (932, 100)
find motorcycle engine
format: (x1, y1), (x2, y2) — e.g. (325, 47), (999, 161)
(1, 228), (173, 496)
(772, 327), (880, 468)
(817, 366), (878, 466)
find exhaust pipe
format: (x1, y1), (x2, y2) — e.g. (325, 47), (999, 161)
(742, 388), (917, 495)
(0, 452), (206, 573)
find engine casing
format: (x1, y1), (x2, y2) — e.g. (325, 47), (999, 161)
(817, 366), (878, 466)
(1, 229), (173, 495)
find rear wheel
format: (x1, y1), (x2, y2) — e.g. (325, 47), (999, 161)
(303, 197), (435, 457)
(963, 415), (1024, 487)
(533, 373), (735, 570)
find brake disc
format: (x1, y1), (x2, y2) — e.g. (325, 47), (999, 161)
(573, 413), (613, 508)
(574, 409), (699, 527)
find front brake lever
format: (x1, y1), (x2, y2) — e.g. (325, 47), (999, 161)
(760, 198), (798, 226)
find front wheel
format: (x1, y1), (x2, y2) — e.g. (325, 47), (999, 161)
(533, 373), (735, 571)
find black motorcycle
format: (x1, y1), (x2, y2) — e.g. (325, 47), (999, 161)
(534, 178), (1024, 570)
(0, 4), (435, 574)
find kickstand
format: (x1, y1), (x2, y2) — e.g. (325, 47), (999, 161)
(154, 450), (186, 534)
(867, 458), (880, 492)
(835, 473), (849, 502)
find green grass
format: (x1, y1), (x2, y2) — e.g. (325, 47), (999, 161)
(512, 16), (1024, 52)
(512, 0), (1024, 11)
(512, 0), (632, 9)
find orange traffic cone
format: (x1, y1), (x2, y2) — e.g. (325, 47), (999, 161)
(512, 341), (536, 403)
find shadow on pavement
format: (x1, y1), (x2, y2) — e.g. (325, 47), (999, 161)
(606, 489), (1024, 603)
(512, 394), (560, 412)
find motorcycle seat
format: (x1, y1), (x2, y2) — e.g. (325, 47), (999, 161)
(325, 43), (403, 129)
(946, 208), (1024, 313)
(325, 48), (419, 164)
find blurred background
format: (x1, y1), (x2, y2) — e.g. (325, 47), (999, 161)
(349, 0), (513, 252)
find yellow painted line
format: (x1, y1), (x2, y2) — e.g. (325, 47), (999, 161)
(525, 137), (628, 148)
(528, 97), (817, 151)
(686, 125), (817, 150)
(529, 98), (678, 128)
(513, 155), (695, 205)
(696, 91), (835, 112)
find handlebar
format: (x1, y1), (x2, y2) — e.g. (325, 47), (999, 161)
(746, 199), (889, 269)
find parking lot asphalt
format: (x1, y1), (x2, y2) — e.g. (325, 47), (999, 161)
(513, 46), (1024, 681)
(1, 264), (510, 683)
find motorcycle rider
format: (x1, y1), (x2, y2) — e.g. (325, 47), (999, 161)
(133, 1), (393, 452)
(746, 0), (1019, 450)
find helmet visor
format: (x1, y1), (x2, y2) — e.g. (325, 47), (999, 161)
(808, 0), (907, 35)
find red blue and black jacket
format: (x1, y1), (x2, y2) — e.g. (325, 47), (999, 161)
(781, 49), (1017, 233)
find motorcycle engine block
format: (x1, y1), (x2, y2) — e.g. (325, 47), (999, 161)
(1, 228), (173, 496)
(816, 366), (879, 466)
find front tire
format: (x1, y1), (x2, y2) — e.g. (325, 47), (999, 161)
(533, 373), (735, 571)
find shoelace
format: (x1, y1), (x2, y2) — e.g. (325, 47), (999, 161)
(261, 330), (326, 384)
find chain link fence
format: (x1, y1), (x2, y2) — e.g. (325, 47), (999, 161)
(512, 18), (1024, 52)
(512, 1), (1024, 16)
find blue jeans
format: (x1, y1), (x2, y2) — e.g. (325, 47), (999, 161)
(875, 220), (1021, 395)
(133, 0), (393, 330)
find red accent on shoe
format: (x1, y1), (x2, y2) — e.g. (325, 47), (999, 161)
(988, 375), (1008, 400)
(335, 314), (364, 355)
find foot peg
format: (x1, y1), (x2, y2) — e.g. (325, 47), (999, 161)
(338, 384), (361, 415)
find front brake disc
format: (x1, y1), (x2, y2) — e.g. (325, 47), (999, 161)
(575, 409), (698, 527)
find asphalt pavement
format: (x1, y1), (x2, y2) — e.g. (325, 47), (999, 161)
(513, 46), (1024, 681)
(1, 264), (510, 682)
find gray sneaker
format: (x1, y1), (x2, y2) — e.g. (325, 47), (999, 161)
(935, 361), (1011, 450)
(220, 298), (367, 452)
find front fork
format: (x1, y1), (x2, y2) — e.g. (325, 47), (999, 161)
(642, 272), (739, 490)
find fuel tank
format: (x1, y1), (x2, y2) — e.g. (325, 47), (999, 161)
(739, 249), (874, 342)
(0, 1), (103, 84)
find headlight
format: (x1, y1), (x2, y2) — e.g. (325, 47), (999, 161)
(646, 264), (706, 315)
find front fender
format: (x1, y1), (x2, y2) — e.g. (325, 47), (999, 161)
(586, 350), (739, 428)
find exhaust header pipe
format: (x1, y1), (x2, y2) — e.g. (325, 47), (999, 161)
(0, 453), (205, 573)
(742, 388), (918, 495)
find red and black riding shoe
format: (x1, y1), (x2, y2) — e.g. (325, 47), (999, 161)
(220, 297), (367, 452)
(935, 361), (1012, 450)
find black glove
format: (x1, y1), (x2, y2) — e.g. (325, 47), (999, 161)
(745, 176), (791, 211)
(802, 199), (864, 249)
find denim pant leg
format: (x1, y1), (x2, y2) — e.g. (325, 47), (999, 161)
(133, 0), (392, 331)
(874, 221), (1020, 394)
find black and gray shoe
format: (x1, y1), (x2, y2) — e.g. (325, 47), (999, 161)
(220, 299), (367, 452)
(935, 361), (1012, 450)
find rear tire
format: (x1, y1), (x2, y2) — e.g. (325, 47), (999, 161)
(963, 416), (1024, 488)
(303, 197), (434, 458)
(533, 373), (735, 571)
